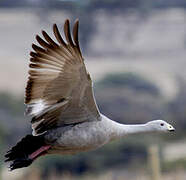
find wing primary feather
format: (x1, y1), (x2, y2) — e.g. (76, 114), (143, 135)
(31, 49), (67, 67)
(30, 57), (63, 67)
(29, 63), (61, 71)
(64, 19), (75, 47)
(53, 24), (67, 47)
(73, 19), (82, 58)
(73, 19), (80, 49)
(32, 43), (45, 53)
(42, 30), (59, 48)
(30, 52), (38, 58)
(36, 35), (52, 49)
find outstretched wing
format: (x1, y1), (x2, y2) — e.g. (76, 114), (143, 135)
(25, 19), (100, 135)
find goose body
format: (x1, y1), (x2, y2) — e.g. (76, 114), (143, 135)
(46, 114), (112, 154)
(5, 19), (175, 170)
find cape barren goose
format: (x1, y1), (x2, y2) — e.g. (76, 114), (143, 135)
(5, 19), (175, 170)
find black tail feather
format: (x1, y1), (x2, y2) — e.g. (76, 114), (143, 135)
(9, 158), (33, 171)
(5, 134), (45, 171)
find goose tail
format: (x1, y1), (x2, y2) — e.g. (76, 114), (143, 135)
(5, 134), (51, 171)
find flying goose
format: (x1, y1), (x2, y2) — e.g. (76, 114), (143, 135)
(5, 19), (175, 170)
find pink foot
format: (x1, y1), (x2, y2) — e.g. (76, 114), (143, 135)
(29, 145), (51, 160)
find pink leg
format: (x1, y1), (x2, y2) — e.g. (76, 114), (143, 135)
(29, 145), (51, 160)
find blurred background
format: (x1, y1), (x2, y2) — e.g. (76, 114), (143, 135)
(1, 0), (186, 179)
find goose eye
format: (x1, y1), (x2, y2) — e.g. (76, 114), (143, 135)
(160, 123), (164, 126)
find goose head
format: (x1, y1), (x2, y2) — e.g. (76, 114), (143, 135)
(146, 120), (175, 132)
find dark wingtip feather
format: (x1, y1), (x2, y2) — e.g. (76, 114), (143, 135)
(36, 34), (52, 49)
(32, 43), (45, 53)
(42, 30), (58, 48)
(53, 24), (67, 46)
(64, 19), (75, 47)
(73, 19), (82, 56)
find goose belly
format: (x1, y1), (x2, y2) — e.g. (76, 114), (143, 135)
(45, 120), (110, 154)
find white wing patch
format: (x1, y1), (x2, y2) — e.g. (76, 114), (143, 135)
(26, 99), (48, 116)
(32, 119), (46, 136)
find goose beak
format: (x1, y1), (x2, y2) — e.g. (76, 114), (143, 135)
(168, 124), (175, 132)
